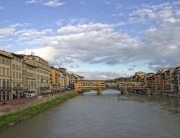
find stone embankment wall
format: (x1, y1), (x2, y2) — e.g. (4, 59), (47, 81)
(0, 93), (68, 116)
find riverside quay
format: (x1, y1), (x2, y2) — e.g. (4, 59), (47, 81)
(0, 50), (84, 102)
(1, 49), (180, 102)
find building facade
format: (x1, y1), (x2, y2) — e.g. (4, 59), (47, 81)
(23, 55), (50, 95)
(0, 50), (12, 101)
(50, 67), (61, 92)
(11, 53), (23, 99)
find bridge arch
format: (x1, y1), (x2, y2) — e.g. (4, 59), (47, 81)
(100, 89), (121, 94)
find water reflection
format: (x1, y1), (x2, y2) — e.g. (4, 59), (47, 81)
(120, 93), (180, 115)
(84, 90), (180, 115)
(83, 89), (121, 95)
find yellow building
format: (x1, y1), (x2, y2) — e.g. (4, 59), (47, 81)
(69, 74), (84, 89)
(10, 53), (23, 99)
(97, 82), (105, 89)
(74, 81), (82, 91)
(58, 68), (69, 89)
(50, 67), (61, 92)
(75, 80), (105, 91)
(118, 80), (144, 90)
(22, 62), (28, 93)
(0, 50), (12, 101)
(26, 62), (37, 95)
(23, 55), (50, 95)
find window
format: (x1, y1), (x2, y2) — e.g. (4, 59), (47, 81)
(6, 60), (9, 65)
(19, 73), (21, 79)
(2, 59), (5, 64)
(12, 64), (15, 69)
(7, 80), (9, 87)
(2, 79), (5, 87)
(13, 71), (15, 78)
(16, 65), (18, 70)
(7, 69), (9, 76)
(16, 72), (18, 79)
(3, 68), (5, 76)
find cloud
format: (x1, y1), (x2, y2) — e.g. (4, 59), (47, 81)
(173, 0), (180, 5)
(43, 0), (65, 7)
(68, 70), (133, 80)
(16, 47), (58, 65)
(111, 13), (123, 17)
(5, 1), (180, 78)
(25, 0), (40, 4)
(116, 4), (122, 11)
(128, 2), (176, 24)
(141, 19), (180, 70)
(55, 19), (64, 26)
(0, 6), (3, 10)
(15, 29), (52, 41)
(0, 24), (18, 39)
(57, 22), (124, 34)
(14, 21), (141, 68)
(80, 1), (85, 4)
(0, 45), (12, 50)
(26, 0), (65, 7)
(10, 14), (180, 74)
(105, 1), (111, 5)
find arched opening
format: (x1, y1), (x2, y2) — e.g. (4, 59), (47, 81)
(101, 89), (121, 95)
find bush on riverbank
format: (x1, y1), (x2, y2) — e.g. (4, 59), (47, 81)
(0, 92), (78, 130)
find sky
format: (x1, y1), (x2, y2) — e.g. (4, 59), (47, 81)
(0, 0), (180, 80)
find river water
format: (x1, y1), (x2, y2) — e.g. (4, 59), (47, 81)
(0, 90), (180, 138)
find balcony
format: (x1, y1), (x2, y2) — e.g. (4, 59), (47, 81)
(41, 79), (47, 83)
(13, 87), (23, 90)
(0, 87), (11, 90)
(40, 87), (50, 90)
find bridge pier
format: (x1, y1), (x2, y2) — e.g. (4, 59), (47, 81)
(97, 89), (102, 94)
(147, 88), (152, 95)
(120, 88), (128, 94)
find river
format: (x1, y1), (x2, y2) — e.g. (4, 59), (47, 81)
(0, 90), (180, 138)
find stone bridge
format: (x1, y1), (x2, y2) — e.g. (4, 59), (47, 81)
(75, 80), (150, 94)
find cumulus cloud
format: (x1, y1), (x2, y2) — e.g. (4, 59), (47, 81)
(173, 0), (180, 5)
(16, 47), (58, 65)
(15, 29), (52, 41)
(25, 0), (65, 7)
(14, 22), (141, 68)
(25, 0), (40, 4)
(43, 0), (65, 7)
(57, 23), (113, 34)
(0, 24), (19, 39)
(3, 1), (180, 79)
(14, 17), (180, 73)
(141, 19), (180, 70)
(128, 2), (177, 24)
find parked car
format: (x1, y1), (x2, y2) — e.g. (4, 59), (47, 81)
(24, 91), (36, 97)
